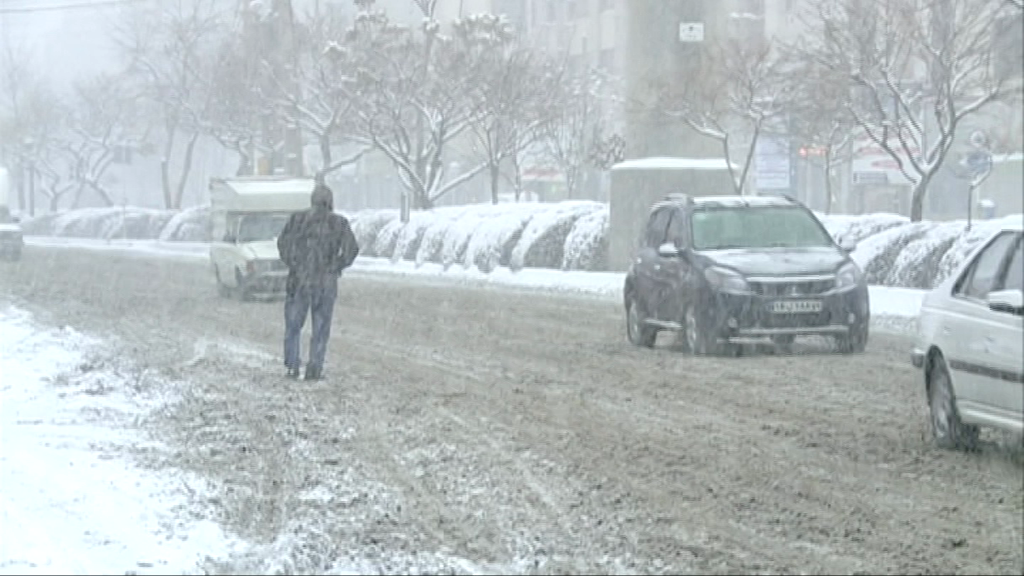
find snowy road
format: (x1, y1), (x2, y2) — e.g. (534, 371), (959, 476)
(1, 245), (1022, 575)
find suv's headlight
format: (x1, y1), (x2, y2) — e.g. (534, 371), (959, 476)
(704, 266), (750, 294)
(835, 262), (862, 289)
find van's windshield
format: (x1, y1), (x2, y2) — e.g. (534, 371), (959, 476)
(690, 206), (834, 251)
(237, 213), (289, 242)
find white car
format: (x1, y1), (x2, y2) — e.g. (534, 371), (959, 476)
(912, 218), (1023, 450)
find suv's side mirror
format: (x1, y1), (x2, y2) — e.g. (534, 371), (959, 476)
(839, 239), (857, 253)
(657, 242), (680, 258)
(223, 234), (236, 244)
(988, 289), (1023, 315)
(11, 216), (20, 224)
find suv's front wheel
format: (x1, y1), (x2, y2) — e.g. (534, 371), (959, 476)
(626, 297), (657, 348)
(682, 304), (738, 356)
(835, 323), (868, 354)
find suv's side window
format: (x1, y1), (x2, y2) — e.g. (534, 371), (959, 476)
(645, 207), (673, 248)
(954, 232), (1018, 301)
(665, 208), (689, 249)
(998, 235), (1022, 292)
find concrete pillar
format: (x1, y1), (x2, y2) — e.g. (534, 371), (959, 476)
(623, 0), (727, 159)
(608, 0), (734, 272)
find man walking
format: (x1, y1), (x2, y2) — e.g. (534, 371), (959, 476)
(277, 183), (360, 380)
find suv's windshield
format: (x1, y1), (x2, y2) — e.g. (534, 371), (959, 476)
(237, 213), (289, 243)
(691, 206), (834, 250)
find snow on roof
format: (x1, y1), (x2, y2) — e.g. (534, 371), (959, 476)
(995, 214), (1024, 232)
(993, 152), (1024, 163)
(692, 195), (797, 208)
(611, 157), (737, 171)
(216, 177), (317, 195)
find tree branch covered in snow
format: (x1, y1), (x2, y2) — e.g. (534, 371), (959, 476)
(458, 14), (561, 204)
(782, 57), (856, 214)
(539, 69), (617, 200)
(656, 38), (790, 194)
(329, 2), (488, 211)
(794, 0), (1017, 221)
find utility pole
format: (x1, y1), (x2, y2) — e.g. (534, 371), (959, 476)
(275, 0), (305, 177)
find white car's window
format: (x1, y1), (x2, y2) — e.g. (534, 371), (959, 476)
(956, 232), (1018, 301)
(1001, 237), (1023, 292)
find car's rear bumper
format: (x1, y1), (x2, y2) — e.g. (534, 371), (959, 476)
(704, 285), (870, 343)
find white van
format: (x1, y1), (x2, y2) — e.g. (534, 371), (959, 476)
(208, 176), (315, 299)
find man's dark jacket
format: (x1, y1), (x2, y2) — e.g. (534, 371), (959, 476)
(277, 196), (360, 292)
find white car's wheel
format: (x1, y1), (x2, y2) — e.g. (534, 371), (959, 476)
(928, 355), (979, 451)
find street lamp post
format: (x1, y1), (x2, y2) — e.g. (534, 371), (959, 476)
(23, 137), (35, 218)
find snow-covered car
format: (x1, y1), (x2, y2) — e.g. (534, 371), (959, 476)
(911, 217), (1023, 450)
(0, 208), (23, 261)
(624, 194), (869, 355)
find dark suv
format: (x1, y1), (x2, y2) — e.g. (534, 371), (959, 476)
(623, 194), (869, 355)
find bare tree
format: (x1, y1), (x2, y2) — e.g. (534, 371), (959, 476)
(202, 30), (270, 176)
(538, 69), (615, 200)
(59, 74), (150, 208)
(459, 14), (559, 204)
(114, 0), (225, 209)
(332, 2), (488, 214)
(280, 9), (370, 182)
(783, 61), (856, 213)
(657, 38), (789, 195)
(797, 0), (1018, 221)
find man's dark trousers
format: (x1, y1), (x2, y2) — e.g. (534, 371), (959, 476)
(284, 276), (338, 374)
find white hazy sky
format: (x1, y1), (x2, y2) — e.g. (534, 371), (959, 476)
(1, 0), (125, 88)
(0, 0), (431, 90)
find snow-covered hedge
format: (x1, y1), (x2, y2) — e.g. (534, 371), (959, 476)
(20, 207), (176, 241)
(21, 203), (1022, 290)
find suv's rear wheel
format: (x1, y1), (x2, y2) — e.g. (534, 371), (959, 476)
(928, 355), (979, 451)
(626, 297), (657, 348)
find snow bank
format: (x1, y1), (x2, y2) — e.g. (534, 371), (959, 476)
(22, 207), (173, 240)
(159, 205), (211, 242)
(21, 203), (1023, 290)
(0, 306), (243, 574)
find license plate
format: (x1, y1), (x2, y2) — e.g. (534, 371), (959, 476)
(769, 300), (823, 314)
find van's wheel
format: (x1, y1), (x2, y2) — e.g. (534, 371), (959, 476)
(234, 269), (252, 301)
(927, 355), (979, 451)
(626, 296), (657, 348)
(214, 267), (232, 298)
